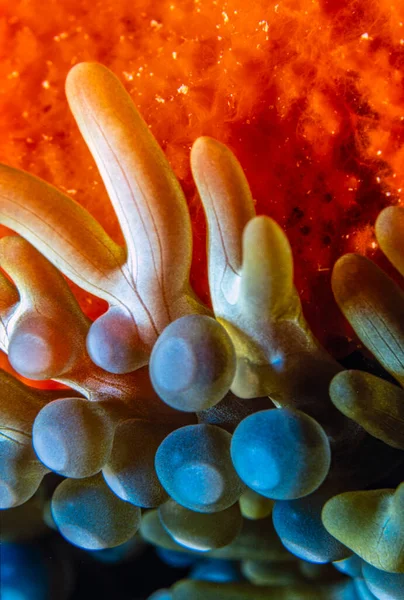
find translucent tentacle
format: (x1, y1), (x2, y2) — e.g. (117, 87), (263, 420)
(51, 473), (141, 550)
(158, 498), (242, 552)
(0, 270), (19, 353)
(190, 136), (255, 312)
(0, 164), (125, 301)
(322, 483), (404, 573)
(330, 370), (404, 450)
(0, 236), (88, 379)
(0, 370), (60, 508)
(191, 136), (342, 431)
(376, 206), (404, 277)
(66, 63), (195, 322)
(332, 253), (404, 386)
(171, 579), (357, 599)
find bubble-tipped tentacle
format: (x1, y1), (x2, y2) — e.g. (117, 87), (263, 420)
(0, 370), (62, 508)
(0, 62), (210, 374)
(191, 136), (344, 434)
(66, 63), (199, 325)
(32, 397), (125, 479)
(170, 579), (358, 599)
(330, 370), (404, 450)
(0, 233), (192, 425)
(158, 498), (243, 552)
(150, 314), (236, 413)
(0, 164), (125, 301)
(332, 253), (404, 387)
(239, 489), (274, 521)
(155, 424), (245, 513)
(376, 206), (404, 277)
(0, 236), (88, 380)
(362, 561), (404, 599)
(102, 419), (170, 508)
(231, 408), (331, 500)
(190, 137), (255, 313)
(140, 509), (292, 562)
(322, 483), (404, 573)
(241, 559), (303, 587)
(51, 473), (141, 550)
(273, 491), (351, 565)
(0, 233), (191, 484)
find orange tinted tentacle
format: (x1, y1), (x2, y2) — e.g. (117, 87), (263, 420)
(66, 63), (194, 323)
(0, 163), (126, 303)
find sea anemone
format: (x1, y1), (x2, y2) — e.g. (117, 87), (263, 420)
(1, 62), (404, 598)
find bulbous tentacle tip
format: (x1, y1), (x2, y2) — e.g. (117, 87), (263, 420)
(158, 498), (243, 552)
(273, 491), (351, 565)
(331, 253), (367, 300)
(32, 397), (118, 478)
(155, 424), (245, 514)
(191, 136), (230, 161)
(375, 205), (404, 277)
(0, 480), (19, 509)
(0, 477), (45, 510)
(8, 316), (77, 380)
(102, 419), (169, 508)
(0, 235), (90, 380)
(362, 560), (404, 599)
(322, 486), (404, 573)
(240, 215), (297, 319)
(231, 408), (331, 501)
(65, 61), (102, 88)
(330, 370), (404, 450)
(0, 440), (47, 509)
(239, 488), (275, 521)
(331, 251), (404, 385)
(86, 306), (150, 374)
(51, 474), (141, 550)
(150, 314), (236, 412)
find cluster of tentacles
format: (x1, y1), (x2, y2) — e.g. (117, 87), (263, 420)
(1, 62), (404, 599)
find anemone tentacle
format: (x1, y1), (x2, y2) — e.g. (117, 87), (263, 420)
(0, 65), (404, 581)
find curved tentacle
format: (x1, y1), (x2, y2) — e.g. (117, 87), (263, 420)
(191, 136), (341, 430)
